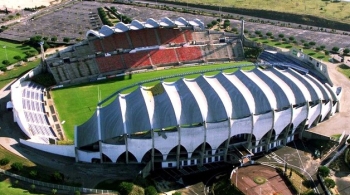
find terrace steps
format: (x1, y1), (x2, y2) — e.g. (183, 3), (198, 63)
(57, 67), (68, 81)
(86, 59), (100, 75)
(63, 63), (76, 80)
(78, 61), (90, 77)
(70, 62), (82, 78)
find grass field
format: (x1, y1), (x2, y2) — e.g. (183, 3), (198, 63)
(0, 58), (41, 89)
(165, 0), (350, 24)
(52, 62), (254, 140)
(0, 178), (44, 195)
(0, 40), (38, 66)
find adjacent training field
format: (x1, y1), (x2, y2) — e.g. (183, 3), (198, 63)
(0, 40), (37, 66)
(231, 165), (294, 195)
(166, 0), (350, 24)
(52, 62), (254, 140)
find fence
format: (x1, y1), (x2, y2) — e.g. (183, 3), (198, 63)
(0, 168), (118, 194)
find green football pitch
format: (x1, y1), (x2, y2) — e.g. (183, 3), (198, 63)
(52, 62), (254, 140)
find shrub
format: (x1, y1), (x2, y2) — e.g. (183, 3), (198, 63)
(325, 51), (330, 55)
(74, 191), (81, 195)
(117, 182), (133, 195)
(52, 189), (57, 195)
(51, 171), (64, 183)
(332, 47), (339, 53)
(211, 20), (218, 26)
(324, 178), (335, 188)
(51, 37), (57, 42)
(29, 170), (38, 178)
(289, 36), (295, 41)
(0, 158), (10, 165)
(255, 30), (261, 35)
(278, 33), (284, 38)
(206, 23), (213, 28)
(343, 48), (350, 55)
(2, 60), (10, 65)
(11, 162), (23, 172)
(318, 166), (330, 177)
(266, 32), (272, 36)
(63, 37), (70, 43)
(145, 186), (157, 195)
(13, 55), (21, 60)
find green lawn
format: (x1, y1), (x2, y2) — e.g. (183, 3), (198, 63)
(0, 40), (38, 66)
(337, 64), (350, 78)
(0, 58), (41, 89)
(52, 62), (254, 140)
(0, 179), (45, 195)
(252, 37), (329, 61)
(164, 0), (350, 24)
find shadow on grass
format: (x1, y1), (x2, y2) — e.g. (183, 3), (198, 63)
(338, 64), (350, 70)
(286, 45), (293, 48)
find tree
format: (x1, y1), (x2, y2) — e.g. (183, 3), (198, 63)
(223, 19), (230, 29)
(74, 191), (81, 195)
(51, 37), (57, 42)
(343, 48), (350, 55)
(63, 37), (70, 43)
(266, 32), (272, 36)
(303, 43), (310, 48)
(324, 178), (336, 188)
(29, 170), (38, 178)
(289, 36), (295, 41)
(51, 171), (64, 183)
(206, 23), (213, 29)
(31, 184), (36, 192)
(13, 55), (21, 60)
(2, 60), (10, 65)
(278, 33), (284, 38)
(145, 186), (158, 195)
(318, 166), (330, 177)
(117, 182), (133, 195)
(332, 47), (339, 53)
(52, 189), (57, 195)
(255, 30), (262, 35)
(211, 20), (218, 26)
(309, 41), (316, 46)
(11, 162), (23, 172)
(0, 158), (10, 165)
(320, 45), (326, 50)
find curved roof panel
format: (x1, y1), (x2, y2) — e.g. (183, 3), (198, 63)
(76, 111), (99, 147)
(216, 73), (252, 119)
(265, 68), (305, 105)
(174, 79), (204, 124)
(160, 17), (176, 27)
(114, 22), (129, 33)
(195, 76), (229, 122)
(285, 69), (320, 102)
(130, 20), (145, 30)
(100, 96), (124, 140)
(305, 75), (332, 102)
(175, 17), (189, 26)
(235, 70), (272, 114)
(149, 83), (178, 129)
(183, 79), (208, 122)
(145, 18), (159, 28)
(99, 25), (114, 37)
(123, 88), (152, 134)
(253, 68), (291, 110)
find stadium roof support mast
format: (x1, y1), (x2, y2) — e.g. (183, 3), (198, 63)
(241, 20), (245, 43)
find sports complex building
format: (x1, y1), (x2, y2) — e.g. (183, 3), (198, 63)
(10, 17), (342, 171)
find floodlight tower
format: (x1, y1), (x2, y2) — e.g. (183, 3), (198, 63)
(39, 41), (47, 72)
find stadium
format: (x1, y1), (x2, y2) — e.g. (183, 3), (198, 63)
(10, 17), (341, 172)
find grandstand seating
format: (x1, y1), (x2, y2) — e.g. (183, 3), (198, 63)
(258, 51), (309, 73)
(21, 82), (56, 143)
(93, 39), (103, 52)
(128, 30), (144, 48)
(150, 49), (178, 65)
(192, 31), (210, 43)
(183, 30), (193, 42)
(96, 55), (125, 73)
(176, 47), (203, 62)
(157, 28), (186, 44)
(112, 33), (132, 49)
(101, 36), (116, 52)
(123, 51), (152, 69)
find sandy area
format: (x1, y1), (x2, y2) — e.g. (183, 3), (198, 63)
(0, 0), (61, 10)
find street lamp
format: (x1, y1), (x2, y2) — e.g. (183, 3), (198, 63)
(3, 46), (8, 61)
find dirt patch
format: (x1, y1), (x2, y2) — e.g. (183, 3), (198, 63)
(231, 165), (294, 195)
